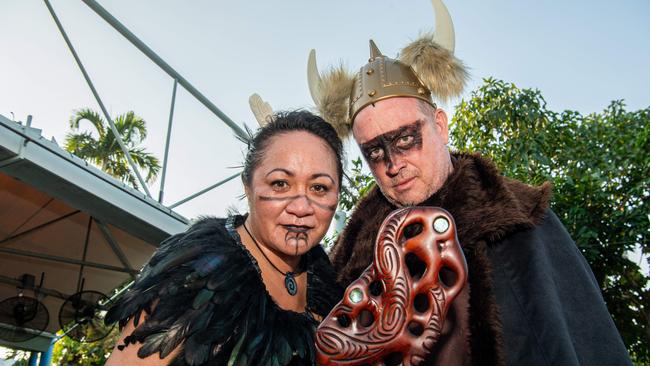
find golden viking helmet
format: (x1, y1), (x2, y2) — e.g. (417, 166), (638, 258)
(351, 40), (434, 123)
(308, 0), (468, 138)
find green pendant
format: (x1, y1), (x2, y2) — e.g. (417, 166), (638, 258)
(285, 272), (297, 296)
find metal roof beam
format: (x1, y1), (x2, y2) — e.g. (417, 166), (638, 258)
(0, 210), (81, 247)
(169, 172), (240, 209)
(158, 79), (178, 204)
(0, 247), (137, 275)
(43, 0), (152, 197)
(95, 219), (135, 278)
(81, 0), (249, 142)
(0, 274), (69, 300)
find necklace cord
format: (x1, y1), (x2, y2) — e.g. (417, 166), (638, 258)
(242, 221), (304, 276)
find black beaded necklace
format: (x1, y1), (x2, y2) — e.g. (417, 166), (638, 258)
(242, 222), (302, 296)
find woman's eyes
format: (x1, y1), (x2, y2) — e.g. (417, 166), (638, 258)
(270, 180), (331, 194)
(270, 180), (288, 190)
(311, 184), (330, 194)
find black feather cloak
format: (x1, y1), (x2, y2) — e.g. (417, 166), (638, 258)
(106, 215), (342, 366)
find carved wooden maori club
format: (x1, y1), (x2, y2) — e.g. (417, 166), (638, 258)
(316, 207), (468, 366)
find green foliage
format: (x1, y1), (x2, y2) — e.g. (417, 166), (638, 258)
(323, 158), (375, 249)
(451, 77), (649, 362)
(64, 108), (161, 189)
(339, 157), (376, 214)
(51, 327), (120, 366)
(3, 348), (29, 366)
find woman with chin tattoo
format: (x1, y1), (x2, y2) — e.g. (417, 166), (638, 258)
(104, 111), (344, 366)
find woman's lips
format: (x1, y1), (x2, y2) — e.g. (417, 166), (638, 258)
(283, 225), (313, 233)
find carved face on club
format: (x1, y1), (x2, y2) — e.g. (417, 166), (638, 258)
(315, 207), (468, 366)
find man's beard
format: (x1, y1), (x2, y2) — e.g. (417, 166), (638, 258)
(380, 178), (437, 208)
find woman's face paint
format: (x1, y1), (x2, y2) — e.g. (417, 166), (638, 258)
(258, 195), (337, 212)
(258, 195), (336, 255)
(245, 131), (340, 259)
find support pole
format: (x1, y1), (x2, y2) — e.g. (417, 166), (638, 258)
(81, 0), (249, 142)
(95, 219), (135, 278)
(0, 274), (68, 300)
(159, 79), (178, 203)
(43, 0), (152, 197)
(169, 172), (240, 209)
(28, 352), (38, 366)
(75, 217), (93, 293)
(39, 339), (55, 366)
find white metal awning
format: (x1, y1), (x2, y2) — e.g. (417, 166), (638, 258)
(0, 114), (188, 351)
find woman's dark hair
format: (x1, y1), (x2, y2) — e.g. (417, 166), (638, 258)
(242, 110), (344, 187)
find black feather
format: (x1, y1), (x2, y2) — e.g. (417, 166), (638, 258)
(192, 288), (214, 309)
(106, 215), (343, 366)
(183, 334), (211, 366)
(137, 332), (166, 358)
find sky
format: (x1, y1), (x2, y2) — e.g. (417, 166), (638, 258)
(1, 0), (649, 221)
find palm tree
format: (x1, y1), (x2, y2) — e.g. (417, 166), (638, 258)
(64, 108), (161, 189)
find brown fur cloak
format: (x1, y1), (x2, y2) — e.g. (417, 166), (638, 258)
(331, 153), (552, 365)
(330, 152), (631, 366)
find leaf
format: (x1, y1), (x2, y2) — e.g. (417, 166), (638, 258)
(63, 108), (161, 188)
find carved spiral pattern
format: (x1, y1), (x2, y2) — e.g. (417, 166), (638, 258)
(316, 207), (468, 366)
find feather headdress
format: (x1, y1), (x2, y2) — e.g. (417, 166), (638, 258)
(248, 93), (274, 127)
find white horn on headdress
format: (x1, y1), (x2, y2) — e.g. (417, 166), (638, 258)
(431, 0), (455, 53)
(398, 0), (467, 100)
(307, 49), (323, 107)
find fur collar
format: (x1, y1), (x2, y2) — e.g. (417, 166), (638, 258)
(330, 152), (551, 365)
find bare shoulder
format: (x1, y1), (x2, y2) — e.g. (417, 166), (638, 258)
(105, 313), (181, 366)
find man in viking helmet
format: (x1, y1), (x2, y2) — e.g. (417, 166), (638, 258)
(307, 1), (631, 364)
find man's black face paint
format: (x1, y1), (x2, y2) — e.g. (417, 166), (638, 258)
(359, 120), (424, 170)
(258, 195), (337, 212)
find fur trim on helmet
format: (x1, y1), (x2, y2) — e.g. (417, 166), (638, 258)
(316, 65), (355, 138)
(400, 32), (468, 101)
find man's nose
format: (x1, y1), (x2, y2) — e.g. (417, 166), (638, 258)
(385, 155), (406, 177)
(285, 195), (315, 217)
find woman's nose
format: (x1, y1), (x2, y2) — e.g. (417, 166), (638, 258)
(285, 195), (315, 217)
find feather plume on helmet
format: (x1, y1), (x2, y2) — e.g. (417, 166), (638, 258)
(307, 0), (468, 139)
